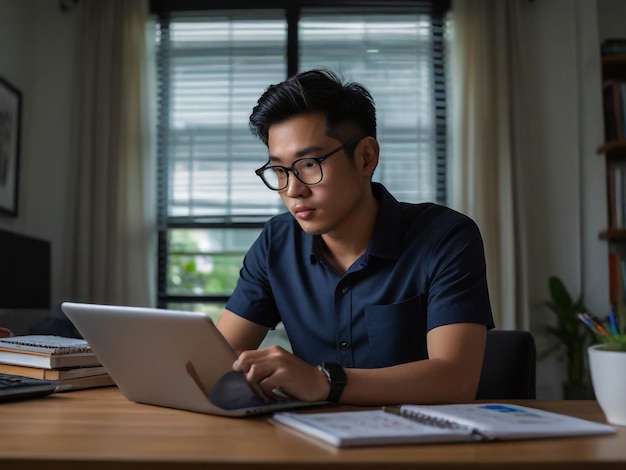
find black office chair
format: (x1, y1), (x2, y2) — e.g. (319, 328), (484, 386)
(475, 329), (536, 400)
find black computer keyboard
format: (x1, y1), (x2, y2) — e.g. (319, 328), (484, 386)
(0, 372), (57, 403)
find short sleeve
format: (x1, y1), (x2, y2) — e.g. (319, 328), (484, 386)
(425, 217), (494, 331)
(225, 226), (281, 328)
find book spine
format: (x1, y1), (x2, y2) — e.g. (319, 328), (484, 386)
(615, 166), (623, 229)
(614, 83), (625, 140)
(609, 251), (621, 305)
(601, 39), (626, 55)
(608, 165), (617, 229)
(0, 363), (48, 379)
(604, 83), (618, 141)
(622, 83), (626, 138)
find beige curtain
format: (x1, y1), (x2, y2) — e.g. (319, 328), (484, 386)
(64, 0), (155, 307)
(448, 0), (530, 330)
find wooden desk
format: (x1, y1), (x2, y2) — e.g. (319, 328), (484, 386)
(1, 387), (624, 469)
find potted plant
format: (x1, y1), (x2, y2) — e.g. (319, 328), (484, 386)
(584, 304), (626, 425)
(543, 276), (594, 399)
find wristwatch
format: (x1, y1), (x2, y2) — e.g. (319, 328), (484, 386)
(317, 362), (348, 402)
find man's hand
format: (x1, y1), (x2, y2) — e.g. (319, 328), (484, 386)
(233, 345), (330, 402)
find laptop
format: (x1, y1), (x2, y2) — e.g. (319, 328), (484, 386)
(60, 302), (326, 417)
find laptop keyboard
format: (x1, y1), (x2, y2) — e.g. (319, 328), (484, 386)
(0, 372), (57, 403)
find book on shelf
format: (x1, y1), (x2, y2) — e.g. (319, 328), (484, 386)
(607, 165), (617, 229)
(602, 38), (626, 55)
(615, 166), (624, 229)
(0, 335), (100, 369)
(272, 403), (616, 448)
(608, 251), (626, 307)
(0, 362), (107, 380)
(606, 163), (626, 230)
(603, 81), (625, 141)
(609, 251), (621, 305)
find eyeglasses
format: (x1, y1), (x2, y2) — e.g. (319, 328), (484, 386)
(255, 137), (362, 191)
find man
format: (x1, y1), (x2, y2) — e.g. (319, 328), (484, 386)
(217, 69), (493, 406)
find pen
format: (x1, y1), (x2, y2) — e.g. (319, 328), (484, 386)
(609, 311), (620, 336)
(578, 313), (602, 336)
(584, 313), (609, 337)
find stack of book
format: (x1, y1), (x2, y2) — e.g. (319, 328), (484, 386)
(0, 335), (114, 391)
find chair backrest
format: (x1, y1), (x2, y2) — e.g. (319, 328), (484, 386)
(475, 329), (536, 400)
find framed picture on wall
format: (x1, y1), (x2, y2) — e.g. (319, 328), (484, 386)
(0, 76), (22, 217)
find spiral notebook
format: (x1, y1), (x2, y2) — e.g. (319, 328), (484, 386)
(0, 335), (99, 369)
(272, 403), (616, 447)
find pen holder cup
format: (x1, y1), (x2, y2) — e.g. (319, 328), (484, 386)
(588, 345), (626, 426)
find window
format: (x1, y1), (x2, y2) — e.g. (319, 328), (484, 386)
(152, 2), (449, 338)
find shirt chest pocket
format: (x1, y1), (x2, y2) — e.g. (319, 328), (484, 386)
(364, 294), (427, 368)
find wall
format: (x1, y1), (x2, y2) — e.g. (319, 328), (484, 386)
(597, 0), (626, 41)
(0, 0), (78, 332)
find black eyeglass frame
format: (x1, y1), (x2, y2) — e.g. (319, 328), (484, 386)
(254, 137), (363, 191)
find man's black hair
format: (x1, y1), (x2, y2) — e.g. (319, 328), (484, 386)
(249, 69), (377, 148)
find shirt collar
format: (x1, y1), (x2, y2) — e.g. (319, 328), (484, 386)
(309, 183), (404, 264)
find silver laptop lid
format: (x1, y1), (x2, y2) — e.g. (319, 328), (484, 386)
(61, 302), (323, 416)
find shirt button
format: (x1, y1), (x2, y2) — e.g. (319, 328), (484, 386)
(341, 286), (349, 294)
(340, 342), (351, 350)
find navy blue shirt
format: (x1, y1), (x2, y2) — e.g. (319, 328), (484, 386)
(226, 183), (494, 369)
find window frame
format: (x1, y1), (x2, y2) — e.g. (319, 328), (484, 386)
(152, 0), (450, 309)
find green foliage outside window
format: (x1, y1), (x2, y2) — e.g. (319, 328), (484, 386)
(166, 229), (259, 297)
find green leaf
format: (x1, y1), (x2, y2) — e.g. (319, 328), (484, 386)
(543, 276), (593, 387)
(548, 276), (572, 310)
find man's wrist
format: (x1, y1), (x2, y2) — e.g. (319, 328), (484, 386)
(316, 362), (347, 402)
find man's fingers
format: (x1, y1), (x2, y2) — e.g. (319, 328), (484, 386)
(250, 380), (271, 403)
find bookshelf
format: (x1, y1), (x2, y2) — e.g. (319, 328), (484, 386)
(598, 41), (626, 309)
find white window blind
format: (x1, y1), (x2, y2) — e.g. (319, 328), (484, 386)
(157, 8), (446, 227)
(300, 9), (445, 203)
(157, 11), (286, 225)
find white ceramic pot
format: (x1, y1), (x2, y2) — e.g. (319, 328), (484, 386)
(588, 344), (626, 426)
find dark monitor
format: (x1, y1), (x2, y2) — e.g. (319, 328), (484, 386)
(0, 229), (51, 309)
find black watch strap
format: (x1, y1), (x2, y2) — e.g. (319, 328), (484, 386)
(317, 362), (347, 402)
